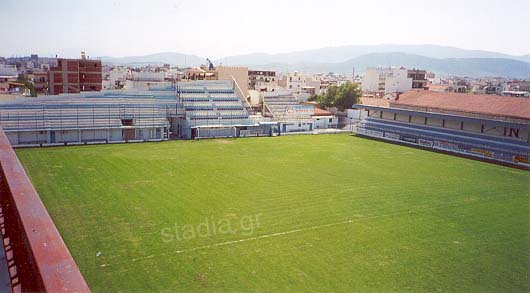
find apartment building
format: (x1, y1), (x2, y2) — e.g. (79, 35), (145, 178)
(407, 69), (428, 89)
(248, 70), (279, 92)
(362, 67), (412, 93)
(48, 53), (102, 95)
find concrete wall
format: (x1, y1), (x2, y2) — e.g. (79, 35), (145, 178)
(18, 131), (47, 144)
(463, 121), (482, 133)
(483, 126), (503, 137)
(217, 66), (249, 97)
(198, 127), (235, 138)
(445, 120), (461, 130)
(382, 111), (394, 120)
(55, 130), (79, 143)
(411, 115), (425, 124)
(136, 128), (162, 140)
(81, 130), (109, 141)
(281, 121), (313, 132)
(395, 113), (409, 122)
(426, 117), (444, 127)
(313, 116), (336, 129)
(4, 127), (167, 145)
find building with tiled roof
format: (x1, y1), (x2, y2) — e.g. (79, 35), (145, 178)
(392, 90), (530, 123)
(353, 90), (530, 169)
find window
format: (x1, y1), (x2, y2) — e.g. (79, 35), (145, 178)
(329, 118), (332, 123)
(121, 119), (133, 126)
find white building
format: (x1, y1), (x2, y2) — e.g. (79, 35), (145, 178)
(107, 67), (129, 89)
(0, 65), (18, 94)
(248, 70), (281, 92)
(132, 71), (165, 82)
(362, 67), (412, 93)
(283, 71), (322, 98)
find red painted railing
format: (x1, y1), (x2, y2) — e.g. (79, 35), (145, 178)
(0, 128), (90, 292)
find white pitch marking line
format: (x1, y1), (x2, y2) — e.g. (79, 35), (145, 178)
(99, 206), (434, 267)
(99, 199), (498, 268)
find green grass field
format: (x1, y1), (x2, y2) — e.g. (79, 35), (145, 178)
(16, 134), (529, 292)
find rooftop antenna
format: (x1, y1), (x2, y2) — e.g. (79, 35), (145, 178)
(206, 58), (214, 71)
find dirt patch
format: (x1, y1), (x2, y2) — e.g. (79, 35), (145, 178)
(216, 139), (234, 145)
(194, 273), (208, 282)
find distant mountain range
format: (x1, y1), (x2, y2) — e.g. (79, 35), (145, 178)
(520, 54), (530, 63)
(251, 53), (530, 78)
(98, 45), (530, 78)
(100, 52), (204, 67)
(217, 44), (530, 65)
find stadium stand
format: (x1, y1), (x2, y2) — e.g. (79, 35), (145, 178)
(176, 80), (253, 138)
(0, 80), (262, 143)
(0, 96), (170, 145)
(262, 94), (300, 119)
(354, 91), (530, 168)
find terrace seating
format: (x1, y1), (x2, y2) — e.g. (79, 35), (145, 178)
(178, 81), (250, 126)
(364, 118), (529, 149)
(358, 118), (529, 156)
(0, 98), (169, 132)
(263, 95), (300, 118)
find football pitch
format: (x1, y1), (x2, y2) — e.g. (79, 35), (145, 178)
(16, 134), (529, 292)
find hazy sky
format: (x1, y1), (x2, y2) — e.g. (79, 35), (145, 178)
(1, 0), (529, 59)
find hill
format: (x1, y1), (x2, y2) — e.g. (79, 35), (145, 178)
(252, 53), (530, 78)
(519, 54), (530, 63)
(101, 52), (204, 67)
(216, 44), (529, 65)
(97, 45), (530, 77)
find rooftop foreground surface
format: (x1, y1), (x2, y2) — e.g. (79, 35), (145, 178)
(15, 134), (529, 292)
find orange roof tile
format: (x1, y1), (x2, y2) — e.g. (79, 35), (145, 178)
(361, 97), (390, 107)
(392, 90), (530, 121)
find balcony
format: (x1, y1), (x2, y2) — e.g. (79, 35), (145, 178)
(0, 128), (89, 292)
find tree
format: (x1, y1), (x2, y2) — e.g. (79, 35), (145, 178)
(17, 74), (37, 97)
(311, 81), (362, 111)
(333, 81), (362, 111)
